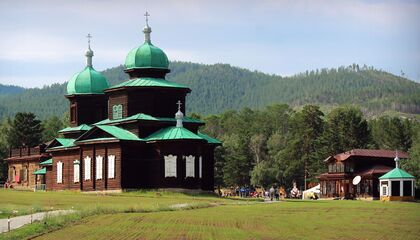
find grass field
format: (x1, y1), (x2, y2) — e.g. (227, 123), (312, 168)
(1, 190), (419, 240)
(0, 189), (234, 218)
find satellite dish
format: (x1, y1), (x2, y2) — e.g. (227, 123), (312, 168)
(352, 176), (361, 185)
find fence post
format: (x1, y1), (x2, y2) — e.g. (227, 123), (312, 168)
(7, 216), (10, 232)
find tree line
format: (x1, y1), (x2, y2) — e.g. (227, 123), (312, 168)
(0, 105), (419, 189)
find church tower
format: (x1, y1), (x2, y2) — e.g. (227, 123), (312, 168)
(104, 12), (189, 119)
(66, 34), (110, 127)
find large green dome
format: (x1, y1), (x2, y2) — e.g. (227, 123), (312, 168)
(124, 42), (169, 70)
(67, 66), (109, 95)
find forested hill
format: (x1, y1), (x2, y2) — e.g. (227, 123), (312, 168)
(0, 62), (419, 119)
(0, 84), (24, 95)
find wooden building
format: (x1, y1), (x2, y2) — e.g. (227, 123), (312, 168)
(318, 149), (409, 199)
(6, 15), (220, 192)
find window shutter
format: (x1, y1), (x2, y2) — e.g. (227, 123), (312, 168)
(164, 155), (177, 177)
(199, 156), (202, 178)
(84, 156), (91, 180)
(185, 155), (195, 178)
(108, 155), (115, 179)
(73, 161), (80, 183)
(118, 105), (123, 119)
(96, 156), (103, 180)
(57, 161), (63, 184)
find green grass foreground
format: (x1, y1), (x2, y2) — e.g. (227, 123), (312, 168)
(1, 190), (419, 240)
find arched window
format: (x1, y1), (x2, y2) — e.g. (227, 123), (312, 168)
(185, 155), (195, 178)
(96, 156), (103, 180)
(57, 161), (63, 184)
(84, 156), (91, 180)
(164, 155), (177, 177)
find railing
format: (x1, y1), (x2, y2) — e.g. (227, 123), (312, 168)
(34, 184), (46, 191)
(8, 146), (43, 158)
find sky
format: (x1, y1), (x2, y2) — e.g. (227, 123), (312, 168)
(0, 0), (419, 88)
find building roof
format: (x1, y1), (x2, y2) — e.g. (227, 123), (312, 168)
(125, 42), (169, 70)
(33, 168), (46, 175)
(197, 132), (222, 144)
(94, 125), (142, 141)
(39, 158), (52, 166)
(325, 149), (409, 162)
(379, 168), (415, 179)
(94, 113), (204, 125)
(358, 165), (393, 177)
(55, 138), (76, 147)
(67, 66), (109, 95)
(107, 78), (189, 90)
(145, 126), (204, 142)
(59, 124), (92, 133)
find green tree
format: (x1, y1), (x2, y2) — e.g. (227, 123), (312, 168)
(0, 118), (12, 180)
(7, 112), (43, 148)
(42, 115), (64, 142)
(325, 106), (370, 154)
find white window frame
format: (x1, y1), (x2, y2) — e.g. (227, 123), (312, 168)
(84, 156), (91, 181)
(164, 155), (177, 177)
(108, 155), (115, 179)
(57, 161), (63, 184)
(96, 155), (103, 180)
(185, 155), (195, 178)
(199, 156), (202, 178)
(73, 160), (80, 183)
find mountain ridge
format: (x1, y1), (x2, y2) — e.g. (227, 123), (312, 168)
(0, 61), (419, 119)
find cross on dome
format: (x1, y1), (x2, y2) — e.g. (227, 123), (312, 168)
(176, 100), (182, 111)
(144, 11), (150, 26)
(85, 33), (94, 67)
(143, 11), (152, 43)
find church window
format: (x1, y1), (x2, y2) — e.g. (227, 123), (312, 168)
(73, 160), (80, 183)
(108, 155), (115, 179)
(185, 155), (195, 178)
(164, 155), (177, 177)
(112, 104), (123, 119)
(70, 104), (76, 123)
(199, 156), (202, 178)
(57, 161), (63, 184)
(96, 156), (103, 180)
(84, 156), (91, 180)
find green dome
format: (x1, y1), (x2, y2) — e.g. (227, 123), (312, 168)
(124, 42), (169, 70)
(67, 66), (109, 95)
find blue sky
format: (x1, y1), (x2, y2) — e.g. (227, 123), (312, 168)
(0, 0), (419, 88)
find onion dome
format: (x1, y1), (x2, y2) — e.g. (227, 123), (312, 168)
(124, 12), (169, 70)
(67, 34), (109, 95)
(175, 100), (184, 127)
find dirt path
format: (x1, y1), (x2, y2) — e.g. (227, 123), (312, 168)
(0, 210), (75, 233)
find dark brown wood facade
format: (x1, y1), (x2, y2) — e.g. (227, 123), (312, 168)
(318, 149), (409, 199)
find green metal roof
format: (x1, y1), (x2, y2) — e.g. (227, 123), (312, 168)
(145, 126), (204, 142)
(95, 113), (204, 125)
(125, 42), (169, 70)
(197, 132), (222, 144)
(67, 66), (109, 95)
(379, 168), (415, 179)
(56, 138), (76, 147)
(59, 124), (92, 133)
(33, 168), (46, 175)
(108, 78), (189, 90)
(95, 125), (142, 141)
(39, 158), (52, 166)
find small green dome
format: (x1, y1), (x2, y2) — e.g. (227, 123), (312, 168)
(67, 66), (109, 95)
(125, 42), (169, 70)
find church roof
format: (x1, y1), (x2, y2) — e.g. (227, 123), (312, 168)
(125, 42), (169, 70)
(324, 149), (409, 162)
(145, 126), (204, 142)
(107, 78), (189, 90)
(94, 113), (204, 125)
(39, 158), (53, 166)
(379, 168), (415, 179)
(67, 66), (109, 95)
(95, 125), (142, 141)
(197, 132), (222, 144)
(59, 124), (92, 133)
(46, 138), (76, 150)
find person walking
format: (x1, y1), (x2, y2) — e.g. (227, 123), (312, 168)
(269, 186), (275, 201)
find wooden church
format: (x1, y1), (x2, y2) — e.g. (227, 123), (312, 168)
(12, 14), (220, 192)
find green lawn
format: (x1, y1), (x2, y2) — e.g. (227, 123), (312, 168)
(33, 200), (420, 240)
(1, 190), (419, 240)
(0, 189), (234, 218)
